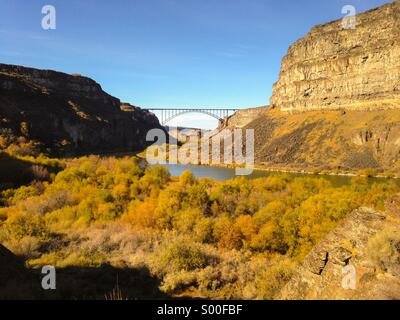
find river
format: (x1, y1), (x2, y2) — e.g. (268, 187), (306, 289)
(162, 163), (397, 187)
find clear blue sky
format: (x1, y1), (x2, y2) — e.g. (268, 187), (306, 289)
(0, 0), (392, 128)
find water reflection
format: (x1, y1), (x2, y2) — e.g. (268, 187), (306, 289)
(162, 163), (365, 187)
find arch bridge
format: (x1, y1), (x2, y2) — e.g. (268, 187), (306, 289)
(147, 108), (238, 126)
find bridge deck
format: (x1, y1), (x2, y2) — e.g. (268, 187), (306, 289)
(146, 108), (239, 125)
(147, 108), (238, 111)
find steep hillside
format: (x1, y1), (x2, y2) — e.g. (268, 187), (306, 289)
(279, 195), (400, 300)
(0, 63), (162, 156)
(244, 108), (400, 173)
(270, 1), (400, 112)
(0, 244), (40, 299)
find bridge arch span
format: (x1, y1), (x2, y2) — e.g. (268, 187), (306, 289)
(147, 108), (238, 126)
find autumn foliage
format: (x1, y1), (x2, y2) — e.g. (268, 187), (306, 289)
(0, 155), (399, 299)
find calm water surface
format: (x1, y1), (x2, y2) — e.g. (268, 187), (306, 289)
(162, 163), (397, 187)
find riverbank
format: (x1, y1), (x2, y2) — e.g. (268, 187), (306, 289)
(136, 146), (399, 180)
(214, 163), (400, 180)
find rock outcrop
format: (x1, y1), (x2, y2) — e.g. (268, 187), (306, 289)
(222, 106), (267, 129)
(270, 1), (400, 112)
(278, 196), (400, 300)
(0, 63), (163, 156)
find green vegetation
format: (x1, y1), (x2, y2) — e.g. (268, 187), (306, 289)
(367, 225), (400, 275)
(0, 153), (399, 299)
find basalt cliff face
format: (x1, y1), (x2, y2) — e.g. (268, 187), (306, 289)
(270, 1), (400, 112)
(224, 2), (400, 173)
(0, 63), (162, 156)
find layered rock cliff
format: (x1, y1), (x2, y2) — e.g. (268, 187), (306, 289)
(270, 1), (400, 112)
(0, 63), (162, 156)
(228, 2), (400, 173)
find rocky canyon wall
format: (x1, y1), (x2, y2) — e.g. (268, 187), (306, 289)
(223, 106), (267, 129)
(270, 1), (400, 112)
(0, 63), (163, 156)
